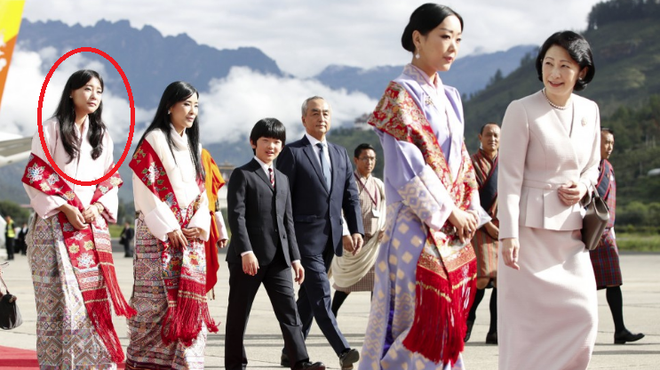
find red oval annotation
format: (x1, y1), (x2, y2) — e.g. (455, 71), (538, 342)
(37, 47), (135, 186)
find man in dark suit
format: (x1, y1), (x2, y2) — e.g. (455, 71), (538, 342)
(276, 97), (364, 369)
(225, 118), (325, 370)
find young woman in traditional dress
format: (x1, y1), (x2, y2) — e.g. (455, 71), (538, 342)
(126, 81), (217, 370)
(498, 31), (600, 370)
(23, 69), (133, 369)
(359, 4), (488, 370)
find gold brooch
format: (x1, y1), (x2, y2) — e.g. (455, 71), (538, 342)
(425, 95), (433, 106)
(581, 117), (588, 126)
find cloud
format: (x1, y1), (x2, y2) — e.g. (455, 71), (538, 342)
(22, 0), (603, 77)
(199, 66), (377, 143)
(0, 46), (153, 146)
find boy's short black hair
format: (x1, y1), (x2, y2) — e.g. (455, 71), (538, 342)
(250, 118), (287, 145)
(354, 143), (376, 159)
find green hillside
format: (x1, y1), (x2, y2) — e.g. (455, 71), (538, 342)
(463, 0), (660, 213)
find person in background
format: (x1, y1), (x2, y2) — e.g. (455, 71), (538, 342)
(4, 215), (14, 261)
(225, 118), (325, 370)
(589, 128), (644, 344)
(465, 122), (500, 345)
(330, 143), (386, 317)
(120, 220), (135, 258)
(22, 69), (133, 368)
(127, 81), (216, 370)
(17, 222), (29, 256)
(359, 4), (488, 369)
(201, 148), (229, 298)
(276, 96), (364, 370)
(498, 31), (601, 369)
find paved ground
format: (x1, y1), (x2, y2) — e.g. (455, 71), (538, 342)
(0, 245), (658, 369)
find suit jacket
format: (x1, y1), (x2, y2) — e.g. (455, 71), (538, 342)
(276, 135), (363, 257)
(226, 159), (300, 266)
(498, 90), (601, 239)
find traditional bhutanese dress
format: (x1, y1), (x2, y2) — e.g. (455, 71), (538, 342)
(201, 148), (227, 297)
(331, 171), (386, 292)
(470, 149), (498, 279)
(589, 159), (622, 288)
(126, 127), (217, 370)
(359, 64), (488, 370)
(23, 117), (134, 370)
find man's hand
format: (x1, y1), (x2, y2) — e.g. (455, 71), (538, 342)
(242, 253), (259, 276)
(484, 222), (499, 240)
(351, 233), (364, 255)
(292, 261), (305, 285)
(342, 235), (354, 252)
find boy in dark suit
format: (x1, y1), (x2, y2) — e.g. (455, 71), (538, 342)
(225, 118), (325, 370)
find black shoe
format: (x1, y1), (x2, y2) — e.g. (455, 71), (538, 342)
(339, 348), (359, 369)
(485, 331), (498, 345)
(614, 329), (645, 344)
(281, 352), (290, 367)
(464, 320), (474, 343)
(293, 361), (326, 370)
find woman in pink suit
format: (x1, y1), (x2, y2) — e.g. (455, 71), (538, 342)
(498, 31), (600, 370)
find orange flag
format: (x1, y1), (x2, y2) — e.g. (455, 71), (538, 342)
(0, 0), (25, 110)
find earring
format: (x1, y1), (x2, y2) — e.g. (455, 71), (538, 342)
(168, 111), (171, 115)
(415, 52), (420, 59)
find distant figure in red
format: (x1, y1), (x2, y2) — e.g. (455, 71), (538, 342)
(589, 128), (644, 344)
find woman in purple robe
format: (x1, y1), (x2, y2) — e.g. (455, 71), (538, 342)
(359, 4), (488, 370)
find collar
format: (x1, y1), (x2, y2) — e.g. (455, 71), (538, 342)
(169, 123), (188, 150)
(354, 169), (372, 181)
(74, 115), (89, 137)
(253, 156), (273, 173)
(478, 148), (498, 162)
(305, 133), (327, 148)
(403, 63), (442, 91)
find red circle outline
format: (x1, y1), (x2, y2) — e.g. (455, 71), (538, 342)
(37, 47), (135, 186)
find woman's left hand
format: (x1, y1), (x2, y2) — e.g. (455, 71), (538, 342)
(558, 181), (587, 206)
(182, 227), (203, 241)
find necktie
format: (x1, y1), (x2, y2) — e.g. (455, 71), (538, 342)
(268, 167), (275, 187)
(316, 142), (331, 190)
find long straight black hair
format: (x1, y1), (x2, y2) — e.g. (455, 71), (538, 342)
(134, 81), (204, 182)
(53, 69), (106, 163)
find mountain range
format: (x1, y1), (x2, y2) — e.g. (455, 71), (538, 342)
(17, 19), (535, 106)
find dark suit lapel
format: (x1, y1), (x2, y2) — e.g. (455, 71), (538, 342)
(301, 136), (329, 193)
(275, 170), (286, 213)
(249, 158), (274, 191)
(328, 143), (341, 195)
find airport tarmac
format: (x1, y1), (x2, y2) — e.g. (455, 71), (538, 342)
(0, 246), (658, 369)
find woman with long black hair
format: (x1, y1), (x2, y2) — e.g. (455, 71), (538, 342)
(23, 69), (133, 369)
(126, 81), (217, 370)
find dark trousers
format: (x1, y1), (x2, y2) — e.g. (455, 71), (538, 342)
(5, 237), (14, 260)
(225, 252), (308, 370)
(122, 241), (133, 257)
(293, 242), (349, 356)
